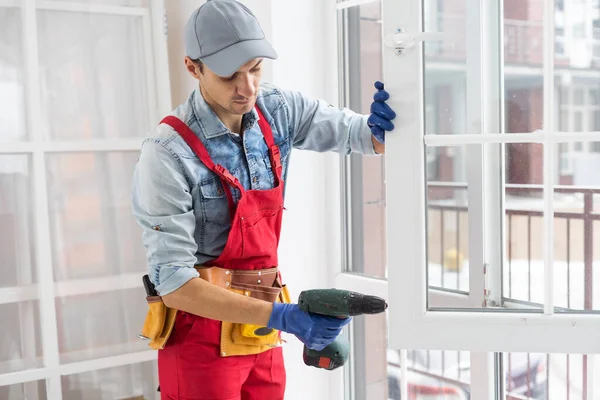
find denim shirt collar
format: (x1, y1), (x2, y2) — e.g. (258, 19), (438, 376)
(191, 88), (259, 139)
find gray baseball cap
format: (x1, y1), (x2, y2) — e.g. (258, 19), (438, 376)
(184, 0), (277, 77)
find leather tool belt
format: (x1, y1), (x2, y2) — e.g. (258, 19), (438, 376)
(197, 266), (282, 301)
(140, 266), (291, 355)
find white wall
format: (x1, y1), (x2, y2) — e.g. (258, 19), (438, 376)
(164, 1), (344, 399)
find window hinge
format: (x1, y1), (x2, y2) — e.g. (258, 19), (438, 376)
(482, 263), (503, 308)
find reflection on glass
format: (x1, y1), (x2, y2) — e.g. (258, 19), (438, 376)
(37, 10), (150, 140)
(0, 301), (42, 375)
(0, 381), (47, 400)
(0, 7), (27, 142)
(46, 152), (145, 281)
(0, 155), (36, 287)
(56, 289), (147, 363)
(423, 0), (467, 135)
(61, 361), (157, 400)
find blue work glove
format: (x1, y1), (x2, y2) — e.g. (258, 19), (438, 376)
(367, 81), (397, 144)
(267, 303), (351, 351)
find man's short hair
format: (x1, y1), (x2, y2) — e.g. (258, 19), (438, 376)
(193, 59), (204, 74)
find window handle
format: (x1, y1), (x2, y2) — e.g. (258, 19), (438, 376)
(384, 28), (445, 55)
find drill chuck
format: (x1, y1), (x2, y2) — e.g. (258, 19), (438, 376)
(347, 292), (388, 315)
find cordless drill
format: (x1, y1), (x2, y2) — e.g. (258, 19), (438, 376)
(298, 289), (388, 370)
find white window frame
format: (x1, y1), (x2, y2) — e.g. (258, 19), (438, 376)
(336, 0), (600, 398)
(336, 0), (498, 398)
(377, 0), (600, 351)
(0, 1), (170, 398)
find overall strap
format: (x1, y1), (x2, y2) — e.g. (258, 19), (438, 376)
(160, 116), (243, 218)
(254, 106), (283, 186)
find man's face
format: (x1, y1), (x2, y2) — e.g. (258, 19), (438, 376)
(194, 58), (263, 116)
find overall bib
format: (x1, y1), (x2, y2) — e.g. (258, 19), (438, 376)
(157, 106), (287, 400)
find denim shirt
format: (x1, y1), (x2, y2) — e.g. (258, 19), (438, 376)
(131, 83), (377, 295)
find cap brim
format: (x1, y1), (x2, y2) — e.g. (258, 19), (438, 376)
(200, 39), (278, 77)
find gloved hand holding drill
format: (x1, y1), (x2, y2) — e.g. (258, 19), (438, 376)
(267, 303), (351, 351)
(267, 289), (388, 370)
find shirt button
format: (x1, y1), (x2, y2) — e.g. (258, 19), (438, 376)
(217, 188), (223, 195)
(252, 176), (258, 183)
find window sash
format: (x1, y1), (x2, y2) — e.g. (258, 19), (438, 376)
(355, 0), (600, 355)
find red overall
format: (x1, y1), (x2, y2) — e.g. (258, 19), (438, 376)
(157, 106), (286, 400)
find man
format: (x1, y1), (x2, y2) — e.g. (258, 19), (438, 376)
(131, 0), (396, 399)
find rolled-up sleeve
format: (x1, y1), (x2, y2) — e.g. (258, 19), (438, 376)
(282, 89), (376, 155)
(131, 139), (199, 296)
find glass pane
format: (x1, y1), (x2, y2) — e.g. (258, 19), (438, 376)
(356, 1), (385, 279)
(46, 152), (146, 281)
(37, 10), (151, 140)
(405, 350), (470, 399)
(504, 353), (549, 399)
(0, 301), (43, 374)
(364, 313), (387, 398)
(505, 80), (543, 134)
(338, 1), (387, 279)
(427, 145), (469, 295)
(504, 352), (599, 399)
(0, 155), (37, 287)
(504, 4), (543, 66)
(504, 143), (544, 309)
(555, 0), (597, 68)
(61, 361), (158, 400)
(560, 110), (569, 131)
(552, 0), (600, 309)
(56, 288), (148, 363)
(0, 6), (27, 142)
(552, 141), (600, 312)
(0, 381), (47, 400)
(362, 156), (387, 279)
(388, 350), (471, 399)
(574, 111), (584, 132)
(357, 314), (471, 399)
(424, 0), (466, 135)
(574, 89), (585, 106)
(385, 313), (471, 399)
(591, 89), (599, 106)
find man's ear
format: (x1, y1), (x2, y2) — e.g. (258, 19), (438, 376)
(184, 56), (201, 79)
